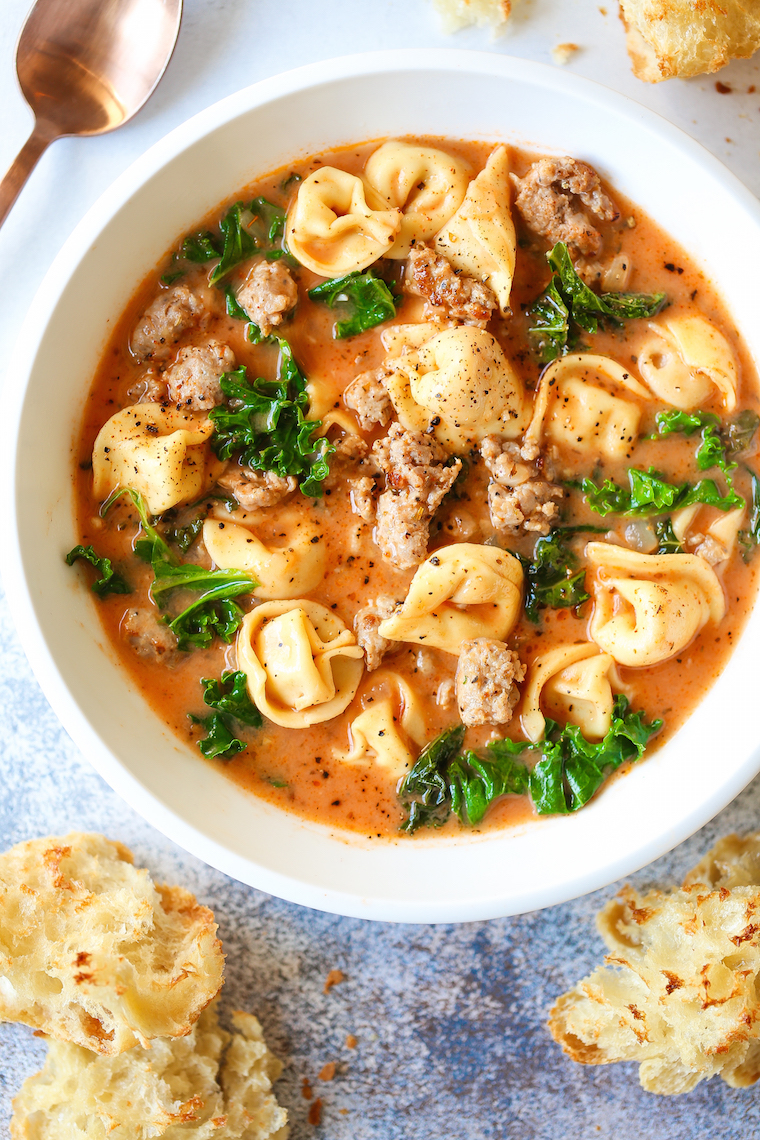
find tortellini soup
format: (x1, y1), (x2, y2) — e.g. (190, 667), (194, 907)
(71, 136), (760, 839)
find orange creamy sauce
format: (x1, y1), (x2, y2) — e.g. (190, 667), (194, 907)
(75, 137), (760, 839)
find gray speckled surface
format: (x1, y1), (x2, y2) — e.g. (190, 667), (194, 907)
(2, 578), (760, 1139)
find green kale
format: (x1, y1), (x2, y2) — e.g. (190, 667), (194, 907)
(281, 172), (302, 192)
(201, 670), (262, 727)
(162, 515), (205, 554)
(398, 697), (662, 832)
(160, 270), (185, 287)
(308, 270), (399, 338)
(527, 242), (666, 362)
(102, 488), (256, 651)
(189, 712), (247, 760)
(209, 202), (257, 286)
(249, 197), (286, 246)
(723, 410), (760, 462)
(190, 670), (262, 760)
(739, 468), (760, 559)
(654, 518), (683, 554)
(398, 725), (466, 833)
(578, 467), (744, 517)
(209, 339), (333, 498)
(521, 526), (605, 623)
(182, 230), (221, 263)
(65, 545), (130, 597)
(224, 285), (250, 322)
(653, 410), (735, 476)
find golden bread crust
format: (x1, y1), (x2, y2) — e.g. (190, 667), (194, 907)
(0, 833), (224, 1054)
(619, 0), (760, 81)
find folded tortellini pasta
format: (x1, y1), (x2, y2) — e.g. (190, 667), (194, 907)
(637, 313), (738, 411)
(521, 643), (620, 742)
(92, 403), (220, 514)
(202, 509), (326, 599)
(386, 326), (527, 450)
(525, 354), (650, 461)
(433, 145), (516, 314)
(587, 542), (725, 667)
(335, 670), (427, 780)
(286, 167), (401, 276)
(237, 600), (364, 728)
(364, 140), (470, 259)
(378, 543), (523, 655)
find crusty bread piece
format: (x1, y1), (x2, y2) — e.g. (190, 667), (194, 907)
(0, 833), (224, 1054)
(10, 1000), (288, 1139)
(684, 830), (760, 889)
(619, 0), (760, 82)
(548, 835), (760, 1093)
(433, 0), (511, 34)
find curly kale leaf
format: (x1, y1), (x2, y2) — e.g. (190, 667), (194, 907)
(527, 242), (666, 362)
(209, 202), (258, 285)
(102, 488), (256, 651)
(521, 526), (605, 623)
(654, 518), (683, 554)
(65, 545), (131, 597)
(398, 697), (662, 831)
(209, 340), (333, 498)
(190, 670), (262, 760)
(308, 270), (399, 338)
(201, 670), (262, 727)
(578, 467), (744, 517)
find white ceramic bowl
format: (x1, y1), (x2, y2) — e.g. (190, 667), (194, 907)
(5, 50), (760, 923)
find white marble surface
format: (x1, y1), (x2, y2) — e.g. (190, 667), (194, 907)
(2, 1), (760, 1136)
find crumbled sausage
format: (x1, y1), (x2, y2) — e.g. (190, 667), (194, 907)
(130, 284), (205, 362)
(343, 367), (393, 431)
(512, 157), (619, 258)
(481, 435), (564, 536)
(334, 434), (370, 461)
(121, 609), (178, 662)
(455, 639), (526, 727)
(694, 534), (730, 566)
(236, 260), (298, 336)
(349, 474), (379, 522)
(217, 463), (296, 509)
(164, 340), (236, 410)
(404, 244), (497, 327)
(126, 370), (167, 404)
(354, 596), (398, 671)
(372, 423), (462, 568)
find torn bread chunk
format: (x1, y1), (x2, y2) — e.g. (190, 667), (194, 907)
(432, 0), (511, 33)
(548, 834), (760, 1094)
(620, 0), (760, 82)
(10, 1000), (288, 1140)
(0, 833), (224, 1054)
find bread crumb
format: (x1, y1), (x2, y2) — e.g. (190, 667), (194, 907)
(552, 42), (580, 65)
(324, 968), (346, 993)
(302, 1078), (314, 1100)
(432, 0), (511, 34)
(345, 1034), (358, 1049)
(319, 1062), (336, 1081)
(308, 1098), (323, 1126)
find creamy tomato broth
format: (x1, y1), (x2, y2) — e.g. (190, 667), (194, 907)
(73, 138), (760, 838)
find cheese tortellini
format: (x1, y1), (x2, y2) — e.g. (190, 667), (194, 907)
(433, 145), (516, 314)
(587, 542), (726, 667)
(202, 510), (326, 599)
(637, 314), (738, 411)
(335, 671), (427, 780)
(522, 644), (620, 743)
(92, 403), (220, 514)
(286, 167), (401, 276)
(237, 600), (364, 728)
(525, 355), (650, 461)
(387, 326), (527, 450)
(363, 140), (470, 259)
(378, 543), (524, 655)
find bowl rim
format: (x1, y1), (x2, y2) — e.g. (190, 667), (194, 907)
(4, 48), (760, 923)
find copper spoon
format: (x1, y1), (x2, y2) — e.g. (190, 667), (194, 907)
(0, 0), (183, 228)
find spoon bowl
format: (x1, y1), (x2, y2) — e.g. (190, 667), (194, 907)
(0, 0), (182, 224)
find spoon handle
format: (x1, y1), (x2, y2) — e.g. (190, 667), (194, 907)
(0, 121), (57, 229)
